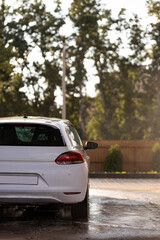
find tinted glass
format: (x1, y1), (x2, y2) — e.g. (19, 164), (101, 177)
(0, 124), (65, 146)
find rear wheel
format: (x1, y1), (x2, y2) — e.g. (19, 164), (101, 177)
(71, 188), (89, 221)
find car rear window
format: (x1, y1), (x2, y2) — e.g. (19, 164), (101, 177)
(0, 124), (65, 146)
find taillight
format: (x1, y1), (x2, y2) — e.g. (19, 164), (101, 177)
(55, 151), (85, 165)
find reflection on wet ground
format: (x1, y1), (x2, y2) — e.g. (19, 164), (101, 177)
(0, 178), (160, 240)
(89, 196), (160, 239)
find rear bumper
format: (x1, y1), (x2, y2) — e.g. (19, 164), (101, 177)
(0, 188), (86, 204)
(0, 165), (88, 204)
(0, 158), (89, 205)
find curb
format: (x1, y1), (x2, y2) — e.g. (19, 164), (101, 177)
(89, 172), (160, 179)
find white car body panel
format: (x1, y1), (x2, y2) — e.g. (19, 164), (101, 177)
(0, 117), (89, 205)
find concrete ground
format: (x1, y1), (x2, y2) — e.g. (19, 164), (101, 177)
(89, 178), (160, 204)
(0, 178), (160, 240)
(89, 178), (160, 239)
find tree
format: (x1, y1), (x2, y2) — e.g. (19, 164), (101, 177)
(68, 0), (100, 138)
(0, 0), (29, 117)
(0, 0), (13, 116)
(147, 0), (160, 138)
(86, 11), (150, 140)
(7, 0), (64, 117)
(147, 0), (160, 20)
(91, 8), (129, 139)
(86, 94), (107, 140)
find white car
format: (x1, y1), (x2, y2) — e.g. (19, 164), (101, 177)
(0, 116), (98, 220)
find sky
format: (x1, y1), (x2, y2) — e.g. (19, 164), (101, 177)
(104, 0), (148, 18)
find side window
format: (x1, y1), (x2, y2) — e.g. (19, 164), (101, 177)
(66, 125), (82, 147)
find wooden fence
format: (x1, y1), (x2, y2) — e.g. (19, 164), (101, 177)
(83, 140), (160, 173)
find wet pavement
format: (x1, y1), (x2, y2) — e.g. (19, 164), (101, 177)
(0, 178), (160, 240)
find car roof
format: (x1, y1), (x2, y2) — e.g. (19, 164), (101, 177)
(0, 116), (72, 126)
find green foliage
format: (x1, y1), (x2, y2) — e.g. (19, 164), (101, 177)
(68, 0), (101, 138)
(0, 1), (29, 117)
(147, 8), (160, 138)
(152, 143), (160, 172)
(0, 0), (160, 141)
(104, 144), (123, 172)
(86, 95), (107, 140)
(147, 0), (160, 19)
(0, 0), (64, 117)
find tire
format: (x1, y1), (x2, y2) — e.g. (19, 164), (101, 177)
(71, 188), (89, 221)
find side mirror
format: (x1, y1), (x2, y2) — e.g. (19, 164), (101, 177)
(84, 141), (98, 150)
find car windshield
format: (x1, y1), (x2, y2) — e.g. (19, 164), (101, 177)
(0, 123), (65, 146)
